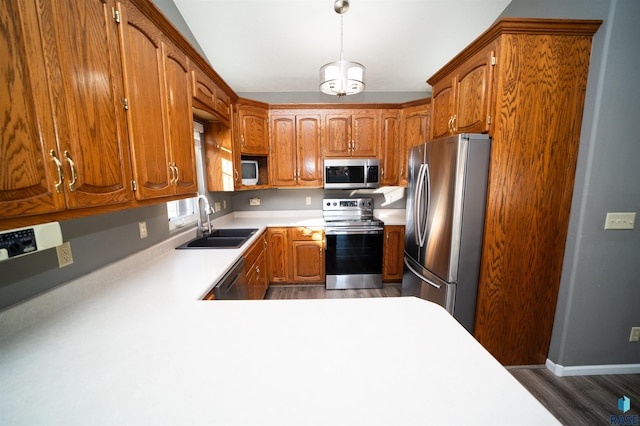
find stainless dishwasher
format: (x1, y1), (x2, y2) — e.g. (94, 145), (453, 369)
(204, 258), (248, 300)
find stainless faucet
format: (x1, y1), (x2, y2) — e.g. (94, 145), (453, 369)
(196, 195), (213, 236)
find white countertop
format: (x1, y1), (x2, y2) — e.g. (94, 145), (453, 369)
(0, 211), (557, 426)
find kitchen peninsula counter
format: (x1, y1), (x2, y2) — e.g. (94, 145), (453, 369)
(0, 211), (557, 425)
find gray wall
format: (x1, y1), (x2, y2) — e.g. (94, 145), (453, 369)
(500, 0), (640, 367)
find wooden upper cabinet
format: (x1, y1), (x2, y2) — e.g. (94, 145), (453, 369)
(163, 40), (198, 195)
(270, 115), (297, 187)
(270, 112), (323, 188)
(52, 0), (134, 208)
(191, 64), (231, 125)
(203, 122), (234, 192)
(1, 0), (134, 225)
(324, 110), (379, 157)
(380, 110), (401, 186)
(119, 1), (196, 200)
(399, 103), (431, 186)
(237, 104), (269, 155)
(296, 115), (323, 186)
(430, 41), (497, 140)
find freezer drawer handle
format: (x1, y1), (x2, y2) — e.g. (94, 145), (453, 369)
(404, 257), (441, 289)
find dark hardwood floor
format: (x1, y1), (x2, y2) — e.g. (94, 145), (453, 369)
(509, 367), (640, 425)
(264, 283), (402, 299)
(266, 284), (639, 425)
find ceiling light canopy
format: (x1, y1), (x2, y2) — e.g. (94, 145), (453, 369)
(319, 0), (365, 97)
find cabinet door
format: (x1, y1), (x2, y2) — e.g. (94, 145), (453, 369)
(351, 111), (379, 157)
(380, 110), (400, 186)
(455, 43), (496, 134)
(324, 113), (351, 157)
(431, 78), (455, 140)
(163, 40), (197, 195)
(191, 64), (217, 115)
(52, 0), (133, 208)
(400, 105), (431, 186)
(267, 228), (291, 283)
(292, 240), (324, 282)
(296, 115), (323, 187)
(383, 225), (405, 281)
(238, 105), (269, 155)
(0, 0), (66, 220)
(119, 2), (173, 199)
(203, 122), (234, 192)
(270, 115), (297, 187)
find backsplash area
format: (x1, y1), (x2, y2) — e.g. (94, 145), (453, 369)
(231, 187), (406, 211)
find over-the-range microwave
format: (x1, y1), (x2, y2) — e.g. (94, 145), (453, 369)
(324, 158), (380, 189)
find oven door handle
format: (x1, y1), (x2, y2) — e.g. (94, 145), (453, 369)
(325, 227), (384, 235)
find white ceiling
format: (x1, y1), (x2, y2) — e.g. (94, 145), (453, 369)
(173, 0), (512, 97)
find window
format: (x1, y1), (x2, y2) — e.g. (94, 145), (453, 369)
(167, 122), (204, 231)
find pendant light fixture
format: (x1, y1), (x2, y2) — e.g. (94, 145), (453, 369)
(319, 0), (365, 97)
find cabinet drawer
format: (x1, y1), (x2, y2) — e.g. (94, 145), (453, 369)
(289, 227), (324, 241)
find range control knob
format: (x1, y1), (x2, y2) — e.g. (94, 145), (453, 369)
(333, 202), (337, 206)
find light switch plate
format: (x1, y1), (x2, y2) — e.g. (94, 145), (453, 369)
(604, 212), (636, 230)
(630, 327), (640, 343)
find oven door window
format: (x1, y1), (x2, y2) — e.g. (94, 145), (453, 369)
(325, 232), (383, 275)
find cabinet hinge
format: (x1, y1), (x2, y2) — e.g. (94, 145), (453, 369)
(491, 55), (497, 66)
(131, 180), (137, 191)
(122, 97), (129, 110)
(487, 116), (491, 125)
(112, 7), (121, 24)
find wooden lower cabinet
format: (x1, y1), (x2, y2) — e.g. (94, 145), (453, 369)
(382, 226), (405, 282)
(244, 231), (268, 300)
(267, 227), (324, 284)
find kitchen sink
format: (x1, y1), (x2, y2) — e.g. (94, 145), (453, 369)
(176, 228), (258, 249)
(208, 228), (258, 238)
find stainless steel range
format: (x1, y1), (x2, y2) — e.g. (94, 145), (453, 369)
(323, 198), (384, 289)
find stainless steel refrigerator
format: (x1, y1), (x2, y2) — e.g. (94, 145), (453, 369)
(402, 133), (491, 333)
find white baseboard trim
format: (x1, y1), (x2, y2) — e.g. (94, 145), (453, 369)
(546, 359), (640, 376)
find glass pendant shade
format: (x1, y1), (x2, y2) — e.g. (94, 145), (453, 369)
(319, 60), (365, 96)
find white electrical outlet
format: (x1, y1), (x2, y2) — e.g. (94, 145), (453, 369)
(56, 241), (74, 268)
(223, 200), (227, 209)
(138, 221), (148, 239)
(306, 197), (312, 205)
(604, 212), (636, 230)
(214, 202), (221, 212)
(630, 327), (640, 343)
(249, 197), (260, 206)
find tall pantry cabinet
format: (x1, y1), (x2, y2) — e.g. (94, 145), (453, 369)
(427, 18), (602, 365)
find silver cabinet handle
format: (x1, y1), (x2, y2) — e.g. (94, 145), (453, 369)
(64, 151), (77, 192)
(50, 150), (64, 194)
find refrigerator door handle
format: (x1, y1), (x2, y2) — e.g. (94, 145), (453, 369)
(420, 163), (431, 248)
(404, 257), (441, 289)
(414, 163), (426, 245)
